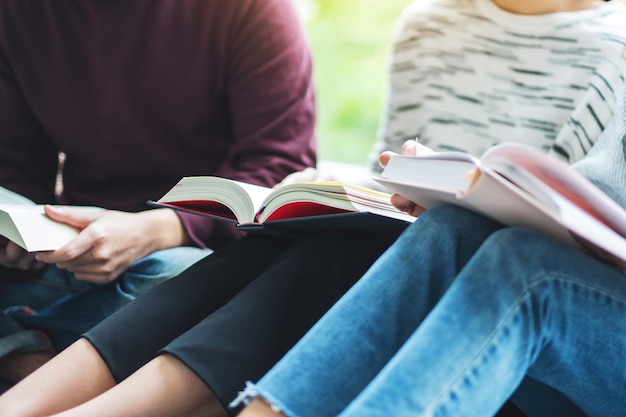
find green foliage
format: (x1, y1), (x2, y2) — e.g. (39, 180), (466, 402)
(300, 0), (408, 164)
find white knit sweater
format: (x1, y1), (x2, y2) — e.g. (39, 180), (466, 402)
(371, 0), (626, 169)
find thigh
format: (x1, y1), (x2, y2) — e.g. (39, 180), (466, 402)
(523, 256), (626, 416)
(84, 234), (296, 382)
(0, 246), (211, 310)
(473, 228), (626, 417)
(162, 229), (403, 414)
(117, 246), (212, 297)
(0, 265), (92, 309)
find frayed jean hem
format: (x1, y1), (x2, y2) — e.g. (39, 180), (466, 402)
(230, 381), (299, 417)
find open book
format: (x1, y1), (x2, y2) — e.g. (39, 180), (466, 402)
(0, 187), (79, 251)
(149, 177), (415, 234)
(375, 142), (626, 267)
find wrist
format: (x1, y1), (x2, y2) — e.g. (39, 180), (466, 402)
(141, 208), (192, 250)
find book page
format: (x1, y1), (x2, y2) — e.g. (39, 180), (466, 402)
(0, 205), (79, 251)
(154, 176), (273, 223)
(374, 144), (626, 265)
(375, 152), (480, 195)
(256, 181), (414, 224)
(549, 193), (626, 265)
(469, 172), (626, 264)
(482, 143), (626, 238)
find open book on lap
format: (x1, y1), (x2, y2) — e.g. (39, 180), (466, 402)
(375, 142), (626, 268)
(149, 177), (415, 235)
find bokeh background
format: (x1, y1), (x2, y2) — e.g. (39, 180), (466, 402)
(297, 0), (408, 165)
(299, 0), (626, 165)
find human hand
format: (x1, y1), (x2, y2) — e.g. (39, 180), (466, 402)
(378, 139), (435, 168)
(0, 237), (46, 271)
(274, 167), (337, 188)
(35, 206), (187, 284)
(379, 140), (435, 217)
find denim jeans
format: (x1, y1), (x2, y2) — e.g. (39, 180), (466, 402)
(252, 205), (626, 417)
(0, 246), (211, 355)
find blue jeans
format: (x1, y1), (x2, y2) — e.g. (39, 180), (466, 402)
(252, 206), (626, 417)
(0, 246), (211, 355)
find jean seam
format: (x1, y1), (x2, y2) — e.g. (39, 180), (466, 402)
(530, 272), (626, 305)
(421, 291), (528, 415)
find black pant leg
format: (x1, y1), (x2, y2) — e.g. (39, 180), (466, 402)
(84, 233), (296, 381)
(162, 229), (403, 414)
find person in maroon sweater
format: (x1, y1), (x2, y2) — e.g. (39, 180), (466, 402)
(0, 0), (316, 378)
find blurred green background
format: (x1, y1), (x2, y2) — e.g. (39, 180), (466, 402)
(297, 0), (408, 165)
(301, 0), (626, 164)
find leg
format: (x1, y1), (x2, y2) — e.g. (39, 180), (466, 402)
(0, 265), (90, 357)
(336, 229), (626, 417)
(0, 338), (224, 417)
(0, 247), (210, 382)
(0, 266), (89, 382)
(0, 351), (55, 386)
(67, 227), (400, 417)
(164, 227), (406, 416)
(0, 338), (115, 417)
(8, 246), (212, 351)
(0, 234), (294, 417)
(243, 206), (503, 417)
(85, 234), (294, 383)
(47, 353), (224, 417)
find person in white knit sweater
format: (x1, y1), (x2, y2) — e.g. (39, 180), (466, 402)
(238, 83), (626, 417)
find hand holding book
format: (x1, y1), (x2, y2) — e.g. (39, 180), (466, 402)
(379, 138), (435, 217)
(375, 142), (626, 267)
(0, 187), (81, 252)
(0, 187), (105, 253)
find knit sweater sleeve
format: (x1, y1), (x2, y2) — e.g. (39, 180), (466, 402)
(572, 84), (626, 211)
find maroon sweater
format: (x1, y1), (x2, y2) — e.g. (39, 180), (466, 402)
(0, 0), (316, 249)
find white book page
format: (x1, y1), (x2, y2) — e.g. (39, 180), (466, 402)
(483, 143), (626, 237)
(257, 181), (415, 223)
(376, 153), (480, 194)
(232, 180), (277, 218)
(156, 177), (273, 223)
(0, 205), (79, 251)
(550, 194), (626, 264)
